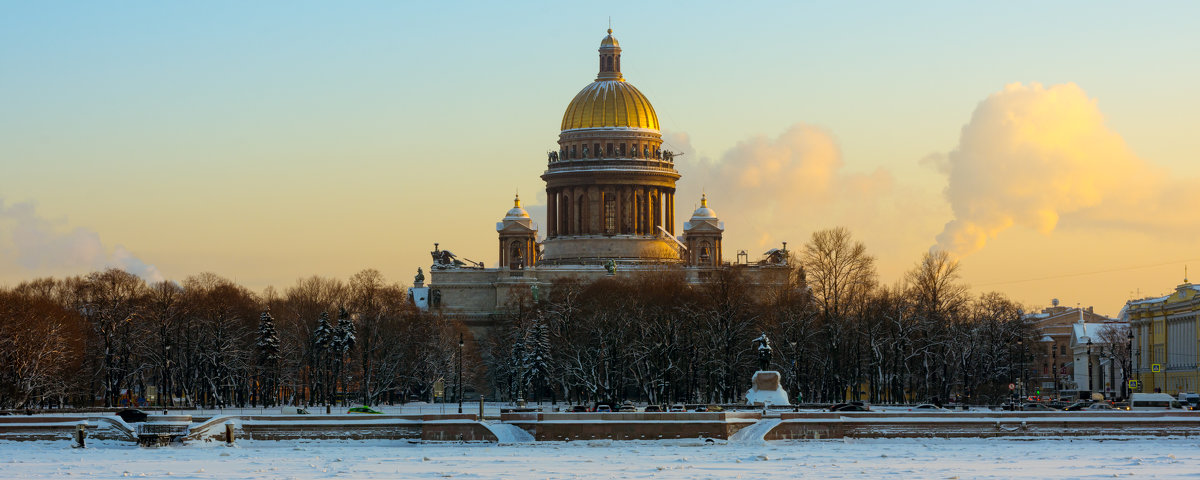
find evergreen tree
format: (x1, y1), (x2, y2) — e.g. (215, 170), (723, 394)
(312, 312), (333, 405)
(333, 307), (357, 405)
(522, 316), (553, 403)
(256, 308), (281, 406)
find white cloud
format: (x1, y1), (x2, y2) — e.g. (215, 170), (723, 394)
(0, 198), (164, 283)
(934, 82), (1199, 256)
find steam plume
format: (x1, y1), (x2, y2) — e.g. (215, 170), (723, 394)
(0, 198), (164, 282)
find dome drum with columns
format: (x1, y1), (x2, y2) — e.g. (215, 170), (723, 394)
(419, 29), (795, 326)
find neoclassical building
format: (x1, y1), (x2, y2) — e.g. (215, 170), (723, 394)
(413, 30), (792, 325)
(1124, 279), (1200, 396)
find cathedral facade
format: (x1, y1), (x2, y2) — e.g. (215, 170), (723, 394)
(413, 30), (792, 326)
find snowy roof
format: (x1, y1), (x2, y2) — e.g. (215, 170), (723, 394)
(1071, 322), (1126, 346)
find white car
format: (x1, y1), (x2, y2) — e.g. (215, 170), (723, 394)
(1130, 393), (1183, 410)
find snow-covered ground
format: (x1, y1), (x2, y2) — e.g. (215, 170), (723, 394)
(3, 437), (1197, 479)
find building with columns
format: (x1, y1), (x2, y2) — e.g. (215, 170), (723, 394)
(1125, 279), (1200, 396)
(417, 30), (793, 326)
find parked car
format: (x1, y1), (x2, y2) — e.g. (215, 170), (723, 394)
(1020, 403), (1059, 411)
(570, 405), (590, 412)
(116, 409), (149, 423)
(668, 404), (686, 412)
(913, 404), (944, 410)
(693, 405), (708, 412)
(830, 402), (870, 412)
(1086, 403), (1114, 410)
(618, 402), (637, 412)
(594, 404), (612, 413)
(347, 406), (383, 414)
(643, 404), (663, 412)
(1130, 393), (1182, 410)
(1062, 402), (1091, 411)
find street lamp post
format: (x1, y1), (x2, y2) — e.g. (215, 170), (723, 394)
(1052, 349), (1058, 401)
(1126, 329), (1135, 400)
(1016, 339), (1025, 400)
(789, 341), (798, 404)
(1086, 339), (1094, 399)
(1040, 335), (1053, 400)
(457, 333), (464, 414)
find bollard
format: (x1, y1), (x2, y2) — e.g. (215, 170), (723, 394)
(75, 423), (87, 448)
(479, 395), (485, 420)
(224, 421), (235, 446)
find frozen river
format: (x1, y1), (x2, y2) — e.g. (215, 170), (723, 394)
(2, 437), (1196, 479)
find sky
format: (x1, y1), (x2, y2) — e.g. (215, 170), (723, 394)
(2, 1), (1199, 316)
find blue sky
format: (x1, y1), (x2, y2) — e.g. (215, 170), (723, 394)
(3, 1), (1199, 313)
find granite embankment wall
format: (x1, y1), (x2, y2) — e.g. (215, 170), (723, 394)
(764, 411), (1200, 439)
(500, 412), (762, 441)
(0, 414), (495, 442)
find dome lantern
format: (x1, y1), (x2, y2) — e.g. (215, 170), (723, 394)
(597, 28), (622, 81)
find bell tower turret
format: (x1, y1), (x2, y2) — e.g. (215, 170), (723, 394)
(497, 195), (538, 270)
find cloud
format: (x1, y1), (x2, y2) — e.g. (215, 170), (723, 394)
(0, 198), (164, 283)
(674, 124), (909, 251)
(934, 82), (1199, 255)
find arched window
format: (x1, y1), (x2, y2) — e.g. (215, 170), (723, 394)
(604, 194), (617, 235)
(509, 240), (524, 269)
(700, 241), (711, 262)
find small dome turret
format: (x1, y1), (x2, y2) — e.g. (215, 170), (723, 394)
(690, 194), (719, 221)
(504, 195), (530, 220)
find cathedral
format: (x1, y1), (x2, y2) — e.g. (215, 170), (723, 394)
(411, 30), (792, 326)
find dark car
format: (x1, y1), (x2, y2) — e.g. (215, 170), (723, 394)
(1021, 403), (1058, 411)
(830, 402), (870, 412)
(643, 404), (663, 412)
(1062, 402), (1091, 411)
(116, 409), (149, 423)
(570, 405), (590, 412)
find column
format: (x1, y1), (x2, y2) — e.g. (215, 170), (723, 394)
(562, 190), (572, 236)
(645, 189), (653, 235)
(632, 188), (641, 235)
(547, 189), (557, 238)
(666, 193), (674, 236)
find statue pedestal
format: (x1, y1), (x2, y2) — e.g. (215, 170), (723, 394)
(746, 371), (790, 406)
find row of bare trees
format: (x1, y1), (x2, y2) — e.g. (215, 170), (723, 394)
(0, 269), (467, 410)
(483, 228), (1038, 405)
(2, 227), (1042, 408)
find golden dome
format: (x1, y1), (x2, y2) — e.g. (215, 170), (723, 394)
(601, 28), (618, 47)
(561, 29), (658, 131)
(561, 80), (659, 131)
